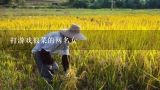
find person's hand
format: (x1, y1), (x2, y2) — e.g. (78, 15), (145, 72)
(64, 70), (69, 77)
(48, 62), (59, 74)
(52, 62), (59, 71)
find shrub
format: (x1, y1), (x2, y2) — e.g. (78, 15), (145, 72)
(72, 0), (89, 8)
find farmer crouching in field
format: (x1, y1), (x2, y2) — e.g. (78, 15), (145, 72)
(32, 24), (86, 84)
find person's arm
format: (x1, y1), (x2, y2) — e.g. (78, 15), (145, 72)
(62, 55), (70, 72)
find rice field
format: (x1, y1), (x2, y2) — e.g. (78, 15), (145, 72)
(0, 9), (160, 90)
(1, 15), (160, 30)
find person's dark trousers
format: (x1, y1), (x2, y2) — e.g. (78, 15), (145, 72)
(33, 49), (57, 84)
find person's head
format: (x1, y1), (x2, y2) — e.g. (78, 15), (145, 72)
(60, 24), (86, 43)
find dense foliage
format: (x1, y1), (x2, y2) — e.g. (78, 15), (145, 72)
(69, 0), (160, 8)
(1, 0), (160, 9)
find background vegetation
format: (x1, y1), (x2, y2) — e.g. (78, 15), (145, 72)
(0, 0), (160, 9)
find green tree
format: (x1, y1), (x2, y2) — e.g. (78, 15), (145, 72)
(72, 0), (90, 8)
(115, 0), (126, 8)
(3, 0), (11, 5)
(147, 0), (160, 8)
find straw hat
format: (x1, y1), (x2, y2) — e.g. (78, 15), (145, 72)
(60, 24), (86, 40)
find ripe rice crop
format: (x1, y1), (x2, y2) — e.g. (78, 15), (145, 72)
(0, 13), (160, 90)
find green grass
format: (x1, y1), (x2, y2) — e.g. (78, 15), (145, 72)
(1, 8), (160, 16)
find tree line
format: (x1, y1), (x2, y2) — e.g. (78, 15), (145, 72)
(69, 0), (160, 9)
(0, 0), (160, 9)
